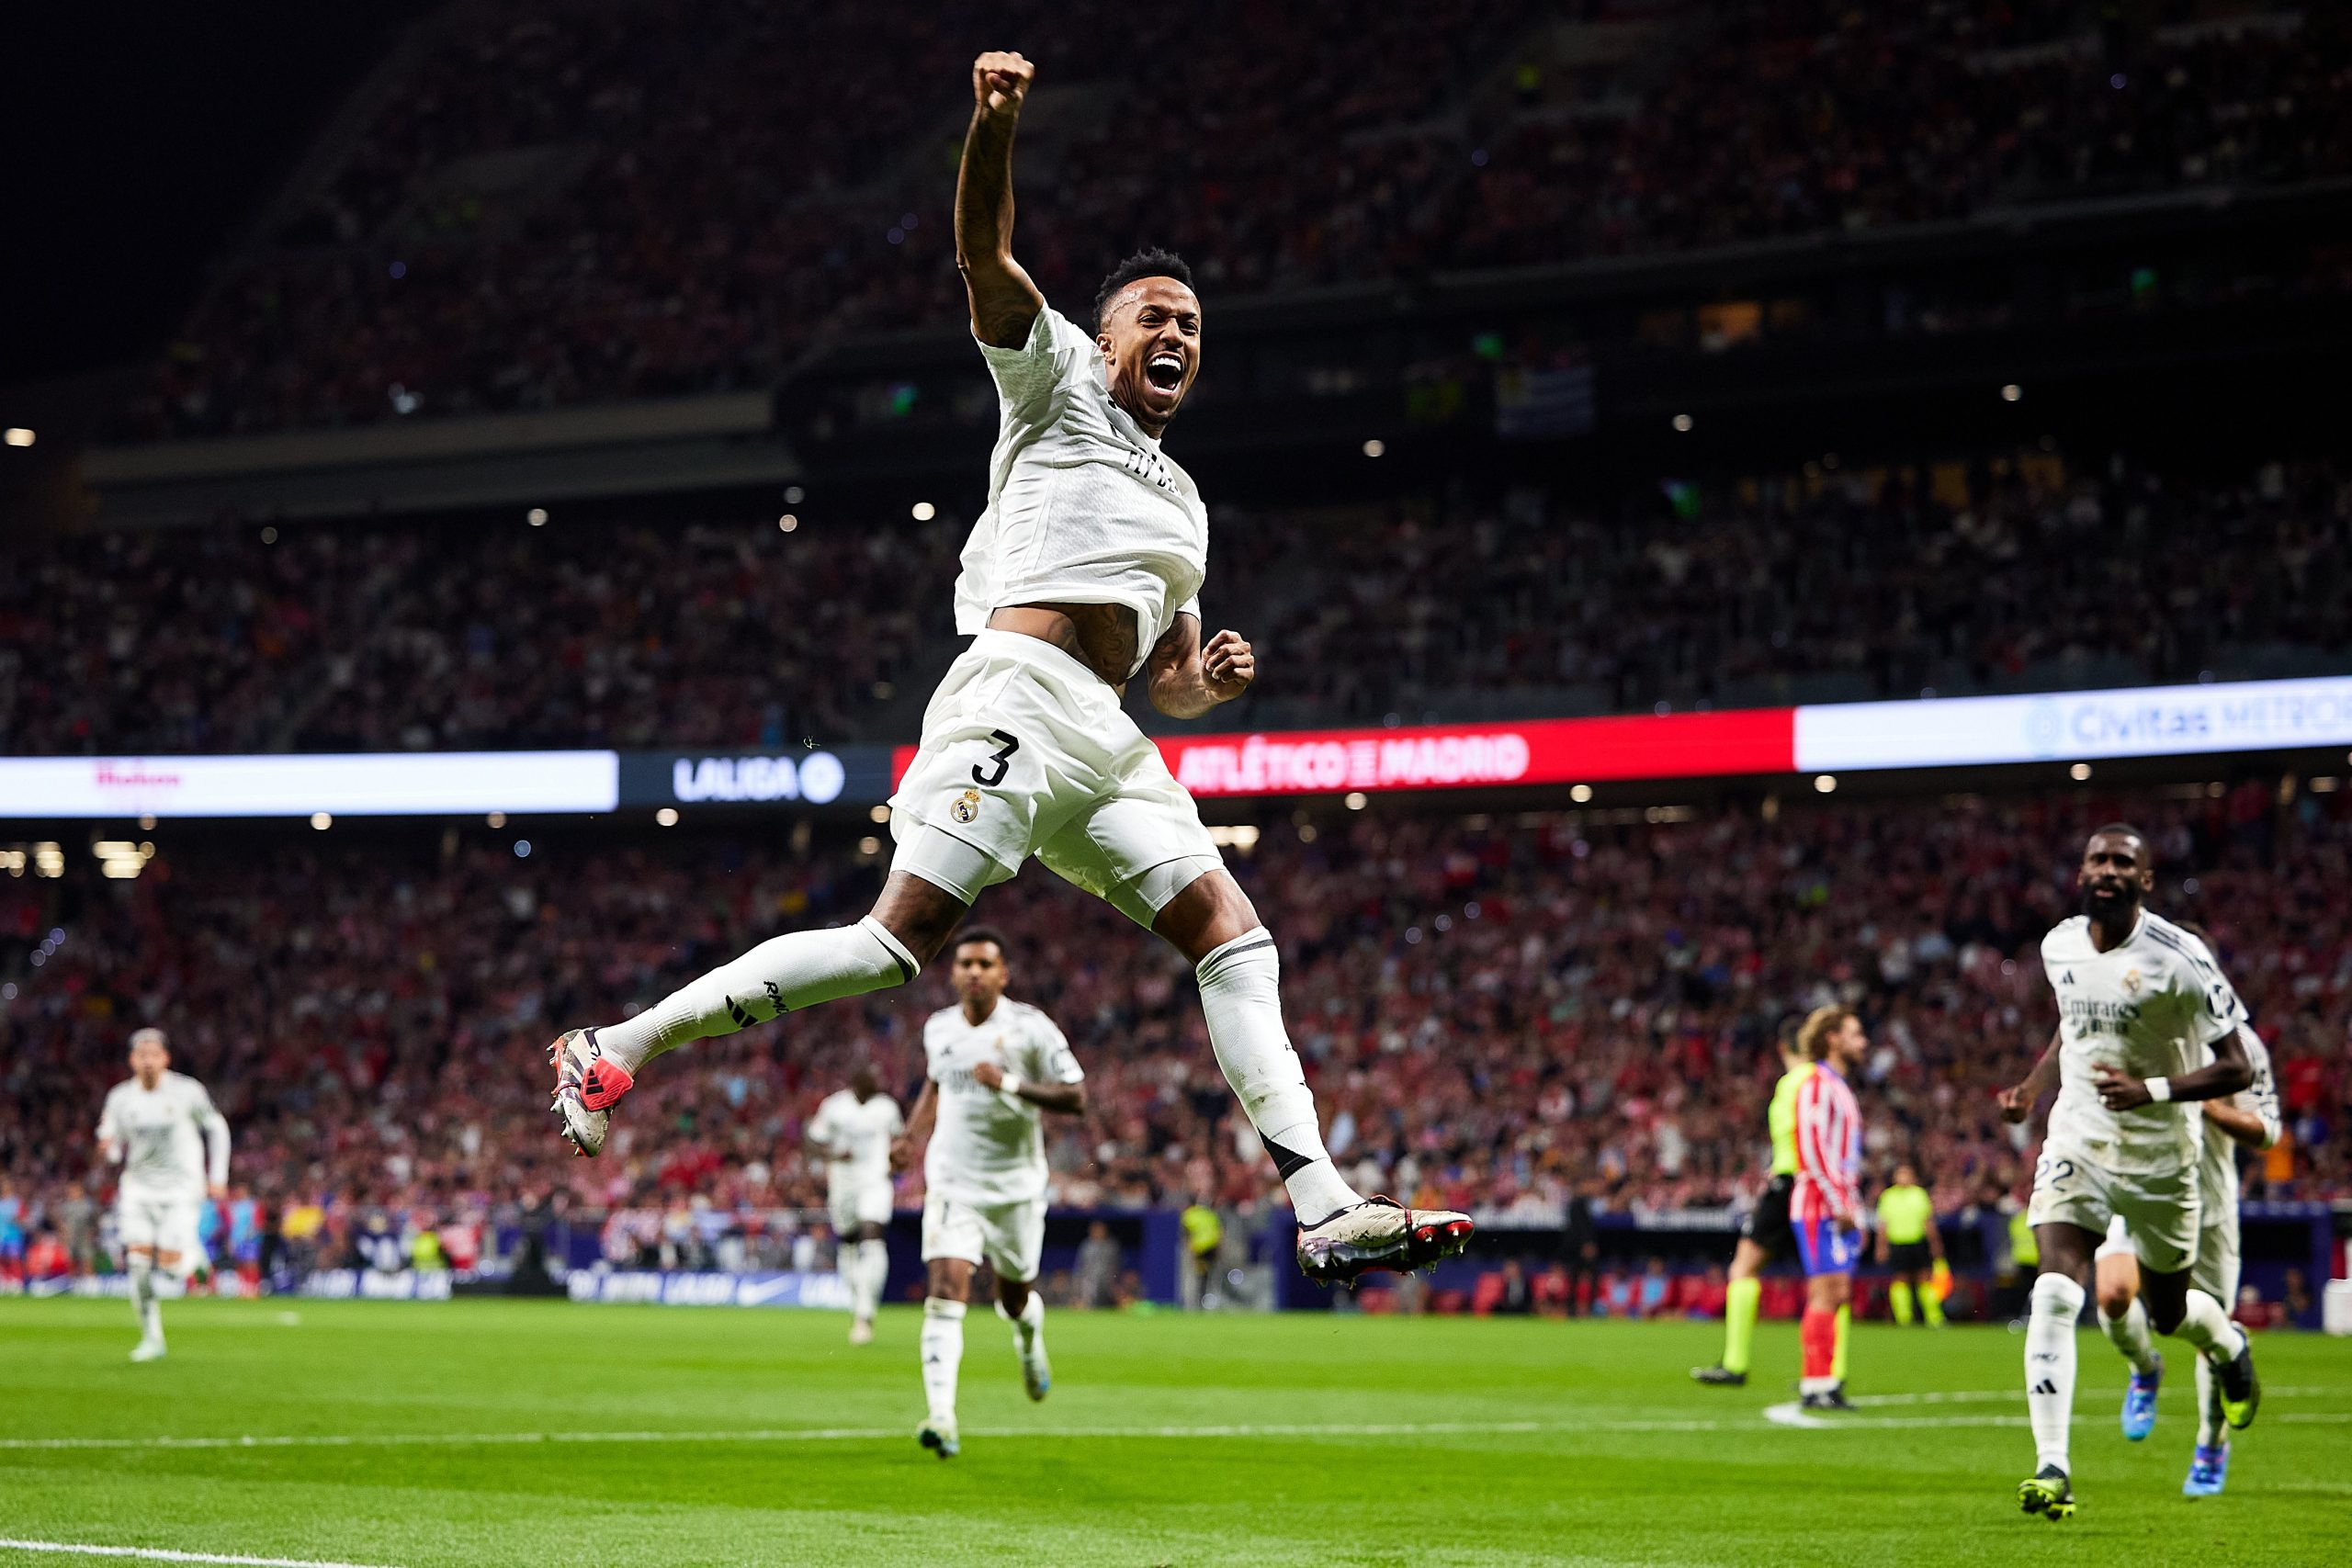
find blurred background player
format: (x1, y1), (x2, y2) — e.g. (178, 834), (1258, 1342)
(1695, 1017), (1843, 1387)
(890, 928), (1085, 1458)
(546, 47), (1470, 1287)
(2089, 1014), (2279, 1495)
(1792, 1006), (1866, 1411)
(1875, 1162), (1946, 1328)
(95, 1027), (230, 1361)
(806, 1063), (904, 1345)
(1999, 824), (2262, 1522)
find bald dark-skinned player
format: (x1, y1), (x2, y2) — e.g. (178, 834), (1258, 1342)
(1999, 824), (2260, 1521)
(550, 49), (1469, 1287)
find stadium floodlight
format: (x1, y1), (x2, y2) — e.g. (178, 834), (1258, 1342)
(2070, 762), (2093, 781)
(1815, 775), (1838, 794)
(779, 513), (799, 532)
(1362, 438), (1385, 457)
(656, 807), (680, 827)
(912, 501), (936, 520)
(3, 427), (34, 446)
(1569, 784), (1594, 803)
(311, 811), (333, 829)
(1344, 791), (1368, 810)
(1671, 413), (1693, 432)
(526, 507), (549, 526)
(2001, 383), (2023, 401)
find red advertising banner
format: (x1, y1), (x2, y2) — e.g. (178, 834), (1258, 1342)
(889, 709), (1796, 799)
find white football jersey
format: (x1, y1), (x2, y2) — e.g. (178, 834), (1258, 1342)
(807, 1089), (903, 1200)
(922, 998), (1084, 1205)
(2041, 908), (2244, 1176)
(97, 1071), (229, 1201)
(2199, 1025), (2282, 1217)
(956, 305), (1208, 675)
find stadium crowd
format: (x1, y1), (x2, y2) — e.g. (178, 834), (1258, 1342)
(119, 1), (2349, 436)
(4, 782), (2346, 1284)
(7, 457), (2347, 753)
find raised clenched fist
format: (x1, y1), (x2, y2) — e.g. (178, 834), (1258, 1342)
(973, 51), (1035, 118)
(1203, 628), (1256, 701)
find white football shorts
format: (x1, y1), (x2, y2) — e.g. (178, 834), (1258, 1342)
(117, 1192), (203, 1270)
(921, 1189), (1045, 1283)
(2028, 1147), (2199, 1275)
(828, 1178), (895, 1235)
(890, 630), (1222, 928)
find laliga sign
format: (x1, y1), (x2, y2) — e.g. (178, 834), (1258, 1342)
(669, 751), (846, 806)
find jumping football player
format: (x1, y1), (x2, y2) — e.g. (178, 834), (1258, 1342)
(1998, 825), (2261, 1522)
(549, 48), (1469, 1285)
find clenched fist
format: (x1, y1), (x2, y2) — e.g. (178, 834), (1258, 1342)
(1204, 628), (1256, 701)
(973, 51), (1034, 118)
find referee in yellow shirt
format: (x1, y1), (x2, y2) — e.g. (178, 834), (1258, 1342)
(1874, 1162), (1945, 1327)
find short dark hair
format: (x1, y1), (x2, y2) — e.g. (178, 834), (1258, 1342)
(953, 925), (1010, 961)
(1092, 248), (1194, 330)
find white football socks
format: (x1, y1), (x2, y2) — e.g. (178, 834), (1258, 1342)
(2194, 1349), (2226, 1449)
(1194, 931), (1359, 1222)
(2026, 1273), (2083, 1472)
(2168, 1287), (2247, 1364)
(856, 1239), (889, 1321)
(921, 1298), (966, 1423)
(996, 1288), (1045, 1350)
(2098, 1296), (2159, 1376)
(599, 917), (920, 1072)
(128, 1258), (161, 1343)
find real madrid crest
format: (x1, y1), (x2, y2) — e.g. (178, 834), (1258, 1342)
(951, 788), (981, 824)
(2121, 967), (2143, 996)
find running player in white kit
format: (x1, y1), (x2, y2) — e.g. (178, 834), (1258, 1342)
(96, 1028), (230, 1361)
(806, 1063), (903, 1344)
(2089, 1013), (2279, 1495)
(548, 47), (1469, 1287)
(1997, 825), (2261, 1520)
(890, 928), (1082, 1457)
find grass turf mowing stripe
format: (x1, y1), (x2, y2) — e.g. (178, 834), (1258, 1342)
(8, 1405), (2346, 1452)
(0, 1540), (401, 1568)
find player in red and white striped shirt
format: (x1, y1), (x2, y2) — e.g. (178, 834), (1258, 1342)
(1791, 1005), (1868, 1409)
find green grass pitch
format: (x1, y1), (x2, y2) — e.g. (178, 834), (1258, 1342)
(2, 1297), (2346, 1566)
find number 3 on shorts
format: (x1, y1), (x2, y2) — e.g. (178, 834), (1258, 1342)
(971, 729), (1021, 787)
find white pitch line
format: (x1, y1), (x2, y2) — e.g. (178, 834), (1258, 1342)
(0, 1540), (399, 1568)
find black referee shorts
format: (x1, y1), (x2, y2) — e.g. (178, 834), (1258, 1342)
(1886, 1240), (1933, 1274)
(1738, 1174), (1797, 1260)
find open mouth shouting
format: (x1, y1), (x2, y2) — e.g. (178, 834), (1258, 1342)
(1145, 349), (1186, 394)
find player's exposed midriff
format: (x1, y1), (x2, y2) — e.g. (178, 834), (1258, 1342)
(987, 602), (1136, 688)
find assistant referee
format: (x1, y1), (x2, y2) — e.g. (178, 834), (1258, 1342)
(1875, 1161), (1946, 1327)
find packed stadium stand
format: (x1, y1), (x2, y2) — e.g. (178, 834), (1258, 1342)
(115, 0), (2349, 437)
(6, 455), (2348, 753)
